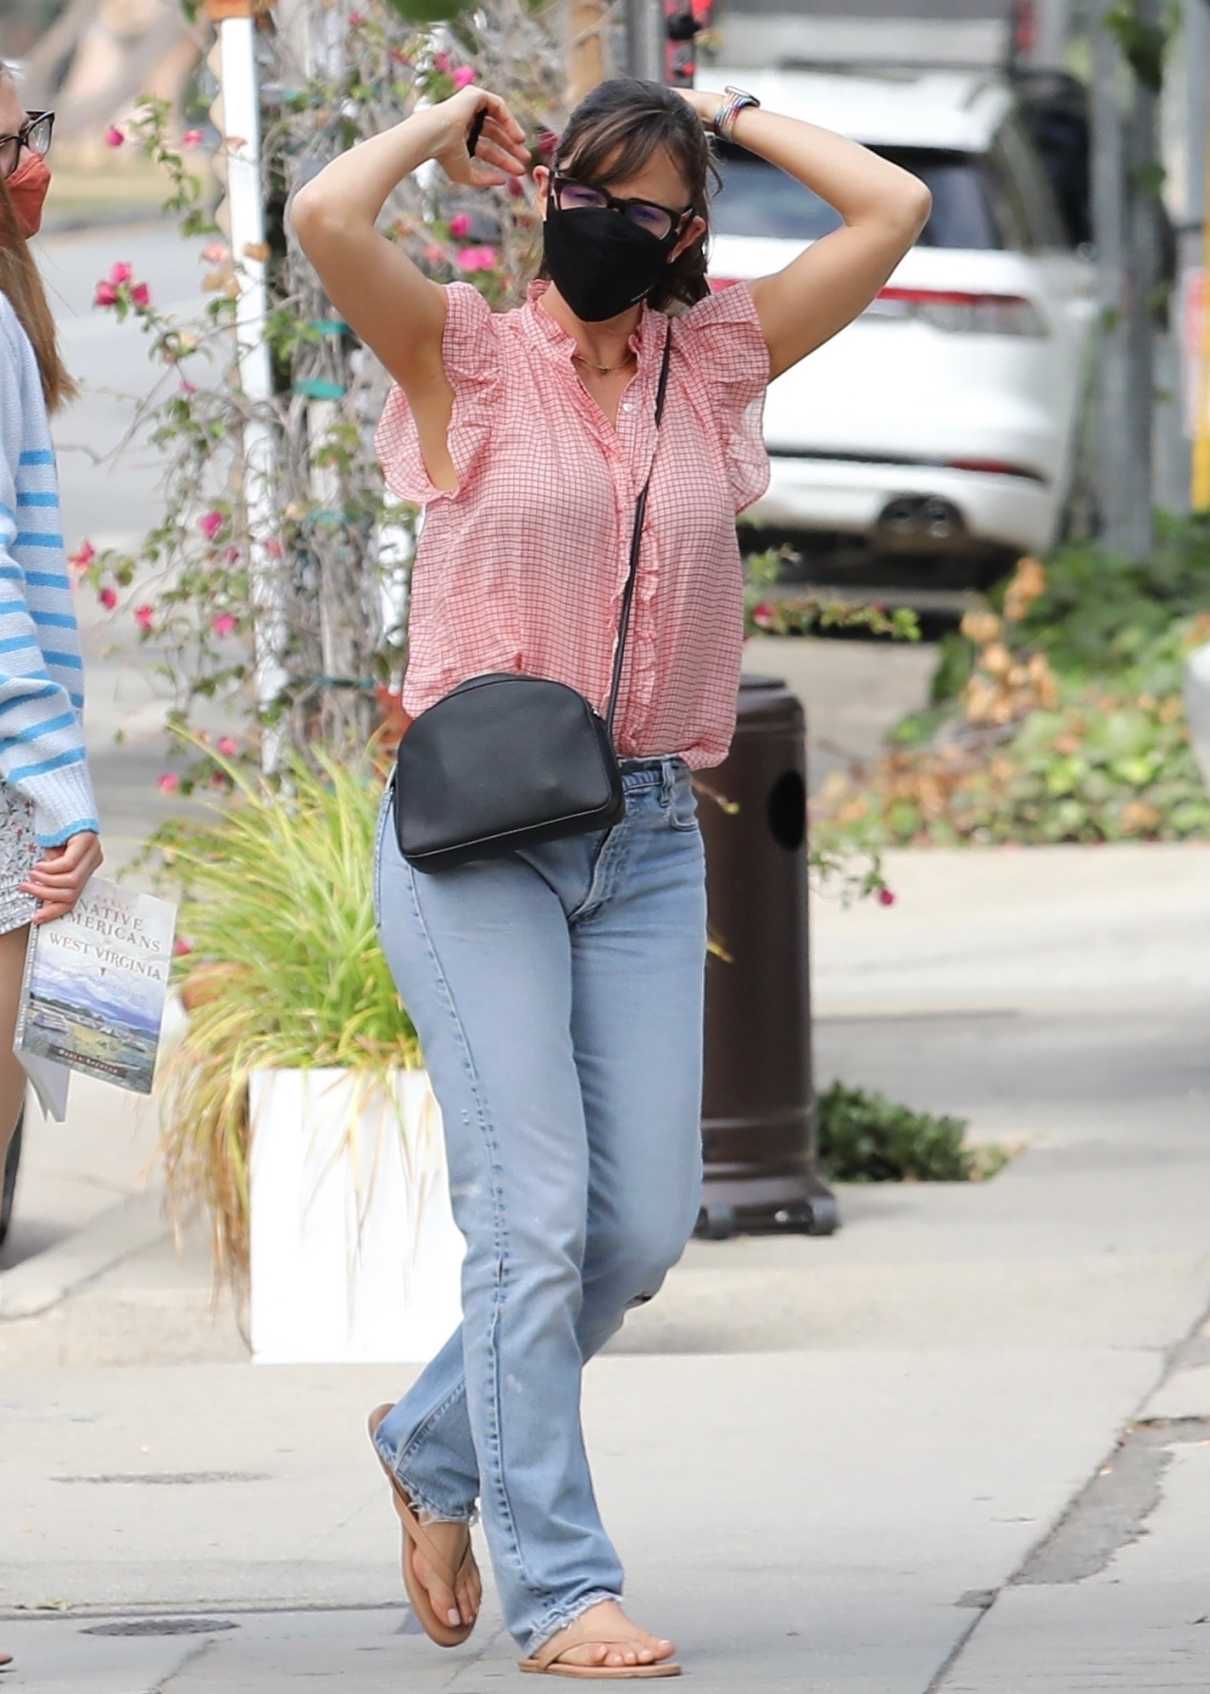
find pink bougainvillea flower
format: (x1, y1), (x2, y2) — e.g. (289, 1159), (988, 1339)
(433, 50), (451, 73)
(211, 613), (237, 638)
(475, 245), (498, 269)
(751, 600), (776, 629)
(223, 544), (241, 564)
(216, 735), (239, 757)
(130, 281), (151, 308)
(449, 212), (472, 239)
(209, 769), (229, 789)
(94, 280), (119, 308)
(134, 603), (155, 631)
(452, 66), (476, 91)
(173, 936), (194, 957)
(457, 246), (498, 273)
(109, 261), (133, 286)
(182, 129), (204, 149)
(202, 240), (228, 264)
(157, 772), (180, 794)
(98, 586), (118, 611)
(878, 887), (897, 908)
(180, 378), (197, 396)
(105, 125), (125, 149)
(199, 510), (225, 542)
(348, 8), (366, 24)
(69, 539), (96, 572)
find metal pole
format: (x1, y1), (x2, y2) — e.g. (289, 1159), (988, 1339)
(623, 0), (663, 81)
(1033, 0), (1073, 67)
(209, 2), (290, 773)
(1188, 0), (1210, 507)
(1122, 0), (1159, 557)
(1091, 2), (1136, 552)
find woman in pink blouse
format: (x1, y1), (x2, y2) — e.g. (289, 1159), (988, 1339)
(295, 76), (928, 1679)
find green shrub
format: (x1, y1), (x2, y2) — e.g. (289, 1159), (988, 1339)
(818, 1083), (1009, 1182)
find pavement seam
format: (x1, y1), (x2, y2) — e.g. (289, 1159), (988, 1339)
(153, 1632), (220, 1691)
(0, 1190), (168, 1321)
(925, 1287), (1210, 1690)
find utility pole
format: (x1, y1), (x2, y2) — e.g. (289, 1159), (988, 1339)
(623, 0), (663, 81)
(1186, 0), (1210, 507)
(1090, 0), (1156, 558)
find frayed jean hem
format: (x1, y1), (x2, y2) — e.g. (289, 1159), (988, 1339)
(523, 1590), (623, 1660)
(372, 1430), (478, 1526)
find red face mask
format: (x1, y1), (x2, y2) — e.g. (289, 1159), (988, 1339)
(6, 150), (51, 239)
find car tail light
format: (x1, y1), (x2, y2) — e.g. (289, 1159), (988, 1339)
(868, 287), (1048, 337)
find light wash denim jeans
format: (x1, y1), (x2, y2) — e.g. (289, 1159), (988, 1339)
(371, 755), (707, 1657)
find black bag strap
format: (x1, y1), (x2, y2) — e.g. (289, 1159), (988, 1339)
(605, 325), (674, 738)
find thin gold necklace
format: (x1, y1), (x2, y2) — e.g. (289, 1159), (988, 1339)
(572, 350), (634, 375)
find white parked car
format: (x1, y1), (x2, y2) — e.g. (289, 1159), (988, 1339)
(707, 65), (1098, 576)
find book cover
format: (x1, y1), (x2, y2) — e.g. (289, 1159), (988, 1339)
(14, 878), (177, 1097)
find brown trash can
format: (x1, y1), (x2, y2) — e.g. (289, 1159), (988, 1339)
(695, 675), (839, 1240)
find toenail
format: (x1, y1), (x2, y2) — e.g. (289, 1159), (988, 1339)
(447, 1609), (461, 1626)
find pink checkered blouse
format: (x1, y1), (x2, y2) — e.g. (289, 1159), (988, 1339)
(375, 278), (770, 770)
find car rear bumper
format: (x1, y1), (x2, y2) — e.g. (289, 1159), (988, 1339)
(751, 455), (1060, 556)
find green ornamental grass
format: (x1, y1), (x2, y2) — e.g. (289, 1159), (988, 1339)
(157, 751), (421, 1282)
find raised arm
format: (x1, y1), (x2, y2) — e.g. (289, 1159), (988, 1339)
(291, 87), (529, 486)
(685, 92), (932, 381)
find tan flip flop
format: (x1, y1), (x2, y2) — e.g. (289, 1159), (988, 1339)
(366, 1403), (476, 1648)
(519, 1611), (683, 1679)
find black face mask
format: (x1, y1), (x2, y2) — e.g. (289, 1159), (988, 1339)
(542, 191), (678, 323)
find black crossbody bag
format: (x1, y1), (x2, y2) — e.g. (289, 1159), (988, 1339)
(393, 328), (674, 873)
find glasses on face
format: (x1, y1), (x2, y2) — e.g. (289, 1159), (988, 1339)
(0, 111), (54, 182)
(552, 173), (691, 242)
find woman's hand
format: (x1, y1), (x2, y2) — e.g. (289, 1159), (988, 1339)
(19, 831), (103, 926)
(677, 88), (724, 130)
(431, 87), (530, 190)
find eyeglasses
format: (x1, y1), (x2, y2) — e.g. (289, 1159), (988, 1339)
(0, 111), (54, 182)
(551, 173), (691, 243)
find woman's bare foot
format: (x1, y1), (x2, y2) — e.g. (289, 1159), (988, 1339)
(411, 1519), (482, 1629)
(539, 1600), (676, 1670)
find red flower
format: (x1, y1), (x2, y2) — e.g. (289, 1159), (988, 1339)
(134, 603), (155, 632)
(216, 735), (239, 757)
(452, 66), (476, 91)
(348, 8), (366, 25)
(130, 281), (151, 308)
(94, 281), (119, 308)
(182, 129), (204, 149)
(199, 510), (225, 542)
(433, 50), (451, 73)
(157, 772), (180, 794)
(98, 586), (118, 610)
(105, 125), (125, 149)
(173, 936), (194, 957)
(69, 539), (96, 572)
(449, 212), (472, 239)
(211, 613), (237, 638)
(109, 261), (133, 286)
(878, 887), (896, 908)
(751, 600), (776, 629)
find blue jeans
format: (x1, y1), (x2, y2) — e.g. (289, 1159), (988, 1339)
(372, 756), (707, 1657)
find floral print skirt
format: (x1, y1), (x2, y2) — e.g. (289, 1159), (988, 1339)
(0, 784), (38, 936)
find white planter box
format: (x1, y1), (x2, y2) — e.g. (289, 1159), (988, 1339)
(249, 1068), (464, 1364)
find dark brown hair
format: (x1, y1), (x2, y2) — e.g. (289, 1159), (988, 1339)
(545, 78), (718, 312)
(0, 70), (76, 412)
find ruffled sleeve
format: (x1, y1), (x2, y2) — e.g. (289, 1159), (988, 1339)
(677, 281), (771, 514)
(374, 283), (499, 506)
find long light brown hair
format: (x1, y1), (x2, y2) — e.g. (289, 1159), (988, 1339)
(0, 69), (76, 412)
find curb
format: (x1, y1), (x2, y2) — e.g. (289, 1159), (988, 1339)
(0, 1189), (168, 1321)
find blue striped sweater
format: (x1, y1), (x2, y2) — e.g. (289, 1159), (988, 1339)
(0, 294), (98, 848)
